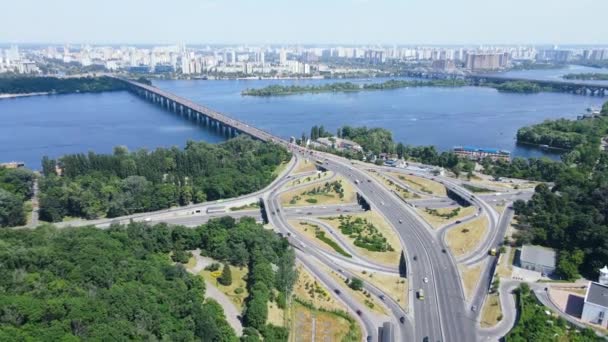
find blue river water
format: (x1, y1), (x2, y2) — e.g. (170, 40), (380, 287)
(0, 68), (606, 169)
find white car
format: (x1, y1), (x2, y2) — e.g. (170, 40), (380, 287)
(423, 277), (429, 283)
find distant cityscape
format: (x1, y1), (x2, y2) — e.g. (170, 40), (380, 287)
(2, 43), (608, 77)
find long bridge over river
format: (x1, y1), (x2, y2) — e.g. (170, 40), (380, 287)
(120, 78), (283, 142)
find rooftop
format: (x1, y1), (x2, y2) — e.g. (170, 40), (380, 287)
(520, 245), (556, 269)
(586, 282), (608, 308)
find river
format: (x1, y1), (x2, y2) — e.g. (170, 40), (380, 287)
(0, 71), (605, 169)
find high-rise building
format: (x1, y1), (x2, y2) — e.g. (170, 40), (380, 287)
(279, 49), (287, 65)
(230, 50), (236, 65)
(465, 52), (509, 71)
(260, 51), (265, 65)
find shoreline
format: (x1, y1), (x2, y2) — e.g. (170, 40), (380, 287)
(0, 92), (49, 100)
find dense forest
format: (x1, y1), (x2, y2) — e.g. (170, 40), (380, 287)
(492, 81), (545, 93)
(241, 79), (467, 96)
(501, 103), (608, 279)
(0, 167), (35, 227)
(0, 217), (296, 341)
(516, 116), (608, 150)
(38, 137), (290, 222)
(0, 76), (127, 94)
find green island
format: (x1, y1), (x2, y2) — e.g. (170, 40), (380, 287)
(333, 215), (394, 252)
(563, 73), (608, 81)
(491, 81), (546, 94)
(506, 284), (600, 341)
(0, 76), (131, 95)
(241, 79), (467, 96)
(299, 221), (352, 258)
(37, 136), (290, 222)
(0, 217), (296, 341)
(516, 114), (608, 151)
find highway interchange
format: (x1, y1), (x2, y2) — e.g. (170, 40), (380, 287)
(55, 144), (535, 341)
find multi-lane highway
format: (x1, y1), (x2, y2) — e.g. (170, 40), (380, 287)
(50, 143), (525, 341)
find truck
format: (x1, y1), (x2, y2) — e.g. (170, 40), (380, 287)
(206, 206), (226, 214)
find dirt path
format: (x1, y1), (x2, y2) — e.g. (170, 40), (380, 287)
(186, 249), (243, 336)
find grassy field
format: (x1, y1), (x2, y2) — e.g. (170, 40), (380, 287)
(281, 171), (333, 191)
(416, 206), (476, 229)
(280, 176), (357, 207)
(352, 269), (408, 310)
(268, 298), (286, 327)
(320, 211), (402, 267)
(446, 216), (488, 257)
(293, 158), (318, 174)
(389, 172), (447, 197)
(496, 246), (515, 278)
(293, 265), (344, 312)
(272, 160), (290, 178)
(369, 171), (419, 199)
(229, 202), (260, 211)
(289, 300), (360, 342)
(459, 263), (483, 300)
(201, 266), (249, 310)
(480, 293), (503, 328)
(320, 263), (388, 316)
(289, 220), (352, 257)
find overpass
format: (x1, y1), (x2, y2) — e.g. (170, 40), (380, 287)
(402, 70), (608, 96)
(119, 78), (285, 142)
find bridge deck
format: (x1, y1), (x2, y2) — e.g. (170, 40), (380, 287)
(122, 79), (283, 143)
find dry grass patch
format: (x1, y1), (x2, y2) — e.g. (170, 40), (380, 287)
(480, 293), (503, 328)
(293, 158), (318, 174)
(280, 176), (357, 207)
(389, 172), (447, 197)
(201, 266), (249, 310)
(496, 246), (515, 278)
(459, 263), (483, 300)
(293, 265), (344, 312)
(268, 299), (286, 327)
(318, 263), (388, 316)
(354, 269), (408, 310)
(320, 211), (402, 267)
(446, 216), (488, 257)
(281, 171), (333, 191)
(369, 171), (419, 199)
(289, 301), (360, 342)
(416, 206), (476, 229)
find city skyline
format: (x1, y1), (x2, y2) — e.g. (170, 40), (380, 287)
(1, 0), (607, 45)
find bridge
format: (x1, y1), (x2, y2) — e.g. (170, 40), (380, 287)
(403, 70), (608, 96)
(119, 78), (284, 142)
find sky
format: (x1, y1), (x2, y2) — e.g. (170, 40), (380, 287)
(1, 0), (607, 45)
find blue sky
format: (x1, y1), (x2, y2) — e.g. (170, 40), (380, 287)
(1, 0), (606, 44)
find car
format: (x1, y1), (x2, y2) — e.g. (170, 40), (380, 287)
(471, 305), (477, 312)
(356, 310), (362, 316)
(455, 220), (461, 224)
(367, 336), (372, 342)
(413, 255), (417, 261)
(423, 337), (429, 342)
(144, 217), (152, 222)
(423, 277), (429, 283)
(379, 294), (385, 301)
(307, 212), (312, 215)
(334, 289), (341, 295)
(441, 248), (447, 253)
(399, 316), (406, 324)
(398, 219), (402, 224)
(367, 179), (371, 182)
(336, 208), (341, 211)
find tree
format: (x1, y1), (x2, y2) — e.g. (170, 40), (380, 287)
(218, 263), (233, 286)
(399, 251), (407, 277)
(0, 189), (26, 227)
(349, 277), (364, 291)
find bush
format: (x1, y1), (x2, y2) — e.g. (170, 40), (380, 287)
(349, 277), (364, 291)
(218, 263), (233, 286)
(235, 287), (244, 295)
(305, 198), (318, 204)
(171, 249), (191, 264)
(205, 262), (221, 272)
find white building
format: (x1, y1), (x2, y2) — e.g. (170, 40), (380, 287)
(581, 266), (608, 328)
